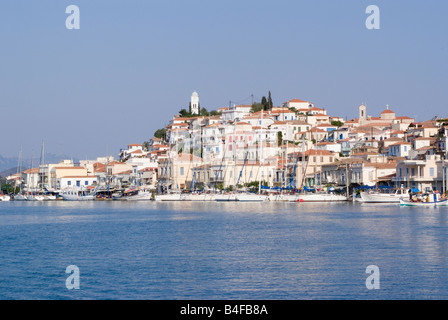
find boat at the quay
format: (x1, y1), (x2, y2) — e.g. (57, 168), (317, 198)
(360, 188), (410, 203)
(295, 192), (348, 202)
(0, 194), (11, 201)
(400, 198), (448, 207)
(400, 191), (448, 207)
(60, 188), (96, 201)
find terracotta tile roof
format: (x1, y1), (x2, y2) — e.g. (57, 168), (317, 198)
(390, 141), (411, 146)
(60, 175), (96, 179)
(287, 99), (309, 103)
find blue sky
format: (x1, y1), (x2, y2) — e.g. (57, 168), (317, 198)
(0, 0), (447, 159)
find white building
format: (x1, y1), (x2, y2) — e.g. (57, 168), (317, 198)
(222, 105), (252, 122)
(282, 99), (314, 110)
(58, 176), (97, 189)
(389, 141), (411, 158)
(317, 142), (342, 154)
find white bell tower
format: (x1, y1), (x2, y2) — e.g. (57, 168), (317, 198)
(190, 91), (199, 115)
(359, 104), (367, 125)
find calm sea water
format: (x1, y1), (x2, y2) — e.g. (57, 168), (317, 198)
(0, 200), (447, 300)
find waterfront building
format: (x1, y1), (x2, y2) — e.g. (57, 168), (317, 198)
(51, 166), (91, 189)
(393, 154), (442, 191)
(21, 168), (39, 191)
(57, 176), (97, 189)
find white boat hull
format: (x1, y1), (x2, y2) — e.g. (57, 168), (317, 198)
(296, 193), (348, 202)
(61, 187), (97, 201)
(184, 194), (215, 201)
(13, 194), (27, 201)
(1, 195), (11, 201)
(154, 194), (185, 201)
(268, 194), (298, 202)
(61, 194), (95, 201)
(236, 194), (269, 202)
(214, 194), (238, 202)
(400, 198), (448, 207)
(360, 192), (402, 203)
(26, 195), (45, 201)
(125, 192), (153, 201)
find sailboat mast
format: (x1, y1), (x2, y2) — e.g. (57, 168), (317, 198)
(285, 131), (288, 190)
(258, 110), (263, 194)
(39, 141), (45, 189)
(314, 127), (317, 189)
(233, 120), (236, 189)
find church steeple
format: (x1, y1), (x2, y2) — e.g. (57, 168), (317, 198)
(190, 91), (199, 115)
(359, 104), (367, 125)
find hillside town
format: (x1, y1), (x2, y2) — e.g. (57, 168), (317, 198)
(1, 92), (448, 202)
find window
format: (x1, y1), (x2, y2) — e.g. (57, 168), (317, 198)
(180, 167), (184, 176)
(411, 168), (415, 176)
(85, 181), (88, 186)
(68, 181), (71, 186)
(76, 180), (81, 187)
(430, 167), (435, 177)
(399, 168), (402, 177)
(404, 146), (407, 152)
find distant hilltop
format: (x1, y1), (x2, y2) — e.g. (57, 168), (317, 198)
(0, 153), (77, 174)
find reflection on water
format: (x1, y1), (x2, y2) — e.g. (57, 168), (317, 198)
(0, 201), (447, 299)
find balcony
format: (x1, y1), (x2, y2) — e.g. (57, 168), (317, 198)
(392, 176), (434, 183)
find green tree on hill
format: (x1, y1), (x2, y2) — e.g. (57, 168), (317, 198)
(154, 128), (167, 140)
